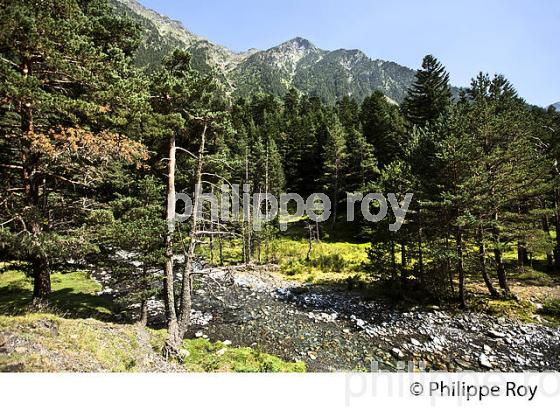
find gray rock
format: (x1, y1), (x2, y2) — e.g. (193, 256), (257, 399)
(479, 353), (493, 369)
(487, 330), (506, 338)
(410, 338), (421, 347)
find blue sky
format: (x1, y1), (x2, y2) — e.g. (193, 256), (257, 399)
(139, 0), (559, 106)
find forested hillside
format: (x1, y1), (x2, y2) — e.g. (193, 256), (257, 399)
(1, 0), (559, 372)
(110, 0), (421, 103)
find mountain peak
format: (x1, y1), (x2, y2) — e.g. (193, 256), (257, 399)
(113, 0), (418, 104)
(276, 37), (316, 50)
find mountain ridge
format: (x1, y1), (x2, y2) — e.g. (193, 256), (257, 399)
(112, 0), (418, 103)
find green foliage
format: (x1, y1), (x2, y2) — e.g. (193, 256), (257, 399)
(147, 329), (305, 372)
(539, 299), (560, 318)
(180, 338), (305, 372)
(402, 55), (452, 127)
(0, 0), (152, 300)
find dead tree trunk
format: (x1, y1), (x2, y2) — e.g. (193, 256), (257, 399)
(163, 132), (180, 354)
(244, 147), (252, 263)
(178, 124), (208, 337)
(137, 263), (149, 326)
(306, 223), (313, 262)
(264, 143), (270, 263)
(417, 210), (424, 284)
(554, 189), (560, 273)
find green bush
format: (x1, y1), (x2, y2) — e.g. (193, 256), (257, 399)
(281, 260), (306, 276)
(540, 299), (560, 317)
(310, 254), (347, 272)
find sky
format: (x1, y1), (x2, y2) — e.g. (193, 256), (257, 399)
(138, 0), (560, 106)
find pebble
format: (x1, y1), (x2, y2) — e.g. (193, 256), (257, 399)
(487, 330), (506, 338)
(410, 338), (421, 347)
(479, 353), (493, 369)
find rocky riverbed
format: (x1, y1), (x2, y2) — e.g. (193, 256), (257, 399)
(97, 265), (560, 372)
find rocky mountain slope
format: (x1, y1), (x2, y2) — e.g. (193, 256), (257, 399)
(551, 102), (560, 111)
(111, 0), (417, 103)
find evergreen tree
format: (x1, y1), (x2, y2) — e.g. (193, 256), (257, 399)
(322, 117), (347, 226)
(402, 55), (452, 127)
(360, 91), (406, 168)
(90, 176), (165, 325)
(0, 0), (149, 305)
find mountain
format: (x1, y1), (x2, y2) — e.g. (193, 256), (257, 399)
(551, 102), (560, 111)
(111, 0), (418, 103)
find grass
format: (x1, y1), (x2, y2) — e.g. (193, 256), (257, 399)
(470, 297), (537, 322)
(0, 265), (305, 372)
(0, 267), (115, 320)
(539, 298), (560, 324)
(507, 267), (558, 287)
(274, 239), (370, 285)
(148, 329), (305, 372)
(0, 314), (141, 372)
(195, 234), (372, 287)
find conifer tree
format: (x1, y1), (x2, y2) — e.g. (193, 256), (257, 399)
(0, 0), (149, 305)
(360, 91), (406, 168)
(402, 55), (452, 127)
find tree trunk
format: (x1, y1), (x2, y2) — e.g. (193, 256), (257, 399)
(178, 124), (207, 337)
(264, 143), (270, 263)
(139, 299), (148, 326)
(244, 148), (252, 263)
(331, 165), (339, 228)
(400, 241), (406, 268)
(517, 240), (528, 270)
(390, 240), (397, 280)
(306, 224), (313, 262)
(542, 213), (554, 272)
(31, 251), (51, 307)
(137, 263), (149, 326)
(492, 212), (510, 294)
(21, 58), (52, 305)
(494, 248), (509, 293)
(445, 230), (454, 295)
(218, 224), (224, 266)
(478, 227), (498, 298)
(163, 132), (180, 354)
(417, 211), (424, 283)
(554, 189), (560, 273)
(456, 227), (466, 308)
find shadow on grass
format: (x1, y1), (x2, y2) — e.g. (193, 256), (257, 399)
(0, 269), (117, 322)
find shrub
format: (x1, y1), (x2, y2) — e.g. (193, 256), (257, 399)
(540, 299), (560, 317)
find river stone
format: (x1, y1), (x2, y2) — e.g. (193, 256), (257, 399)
(454, 358), (471, 369)
(487, 330), (506, 338)
(410, 338), (421, 347)
(479, 353), (493, 369)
